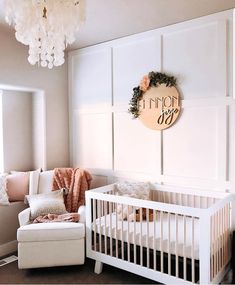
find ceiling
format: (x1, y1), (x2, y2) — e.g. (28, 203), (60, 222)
(0, 0), (235, 50)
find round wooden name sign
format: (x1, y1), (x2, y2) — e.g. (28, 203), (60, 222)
(138, 85), (181, 130)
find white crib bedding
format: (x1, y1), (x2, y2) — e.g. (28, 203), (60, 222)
(93, 212), (200, 260)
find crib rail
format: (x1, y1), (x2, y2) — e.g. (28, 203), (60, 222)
(152, 190), (218, 209)
(86, 185), (233, 284)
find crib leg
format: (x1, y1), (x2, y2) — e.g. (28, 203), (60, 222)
(94, 261), (103, 274)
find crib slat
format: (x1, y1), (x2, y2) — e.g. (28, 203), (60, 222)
(227, 204), (229, 263)
(153, 210), (156, 271)
(191, 216), (195, 283)
(140, 207), (143, 267)
(168, 212), (171, 275)
(175, 213), (179, 278)
(219, 209), (222, 270)
(93, 199), (97, 252)
(169, 192), (172, 204)
(213, 213), (216, 278)
(214, 212), (217, 276)
(224, 206), (227, 264)
(98, 200), (102, 253)
(160, 211), (163, 273)
(221, 207), (224, 267)
(183, 215), (186, 280)
(210, 215), (214, 281)
(226, 204), (229, 260)
(133, 206), (137, 265)
(104, 201), (107, 255)
(109, 201), (113, 257)
(226, 204), (230, 263)
(216, 211), (219, 275)
(121, 203), (124, 260)
(228, 203), (231, 260)
(115, 202), (118, 258)
(147, 208), (150, 268)
(222, 206), (225, 265)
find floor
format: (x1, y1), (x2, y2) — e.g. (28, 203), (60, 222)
(0, 254), (233, 284)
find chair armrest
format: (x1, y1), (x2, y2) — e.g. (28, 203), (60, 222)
(78, 205), (86, 223)
(18, 208), (31, 226)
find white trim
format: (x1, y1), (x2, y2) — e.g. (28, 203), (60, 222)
(70, 97), (235, 115)
(0, 84), (42, 93)
(68, 53), (74, 166)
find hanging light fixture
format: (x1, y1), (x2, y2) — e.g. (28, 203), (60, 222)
(4, 0), (85, 69)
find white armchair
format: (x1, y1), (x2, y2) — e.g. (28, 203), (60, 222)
(17, 170), (86, 269)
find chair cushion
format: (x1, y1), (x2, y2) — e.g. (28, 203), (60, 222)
(38, 170), (54, 194)
(17, 222), (85, 242)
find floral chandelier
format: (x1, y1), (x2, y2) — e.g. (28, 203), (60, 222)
(4, 0), (85, 69)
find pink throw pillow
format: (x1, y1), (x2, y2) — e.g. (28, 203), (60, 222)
(6, 172), (29, 202)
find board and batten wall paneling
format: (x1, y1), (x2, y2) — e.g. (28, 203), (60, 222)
(70, 48), (112, 109)
(69, 9), (234, 191)
(72, 112), (112, 171)
(113, 37), (161, 105)
(162, 106), (223, 184)
(162, 20), (227, 99)
(114, 112), (161, 176)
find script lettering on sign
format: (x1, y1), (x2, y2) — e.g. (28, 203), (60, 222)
(138, 84), (181, 130)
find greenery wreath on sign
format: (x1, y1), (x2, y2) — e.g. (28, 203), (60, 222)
(128, 71), (177, 118)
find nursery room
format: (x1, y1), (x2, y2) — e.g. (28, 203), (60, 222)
(0, 0), (235, 284)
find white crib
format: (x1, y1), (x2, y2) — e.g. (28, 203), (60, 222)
(85, 183), (235, 284)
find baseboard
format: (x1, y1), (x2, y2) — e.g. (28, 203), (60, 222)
(0, 240), (17, 258)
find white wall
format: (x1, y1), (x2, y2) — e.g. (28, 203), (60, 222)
(69, 10), (235, 191)
(0, 29), (69, 170)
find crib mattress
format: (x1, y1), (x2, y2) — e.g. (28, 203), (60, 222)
(93, 212), (200, 260)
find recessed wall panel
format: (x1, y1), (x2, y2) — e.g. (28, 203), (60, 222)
(114, 112), (161, 174)
(73, 112), (112, 170)
(71, 48), (112, 108)
(163, 22), (226, 99)
(163, 107), (218, 180)
(113, 37), (160, 104)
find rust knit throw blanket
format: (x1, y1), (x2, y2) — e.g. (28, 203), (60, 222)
(52, 168), (92, 212)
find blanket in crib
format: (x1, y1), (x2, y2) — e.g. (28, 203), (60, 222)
(52, 167), (92, 212)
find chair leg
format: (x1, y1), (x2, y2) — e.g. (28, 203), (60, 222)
(94, 261), (103, 274)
